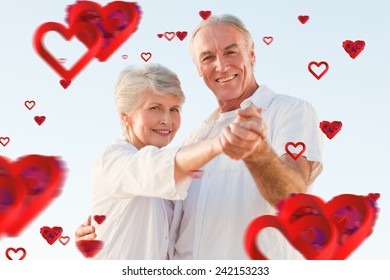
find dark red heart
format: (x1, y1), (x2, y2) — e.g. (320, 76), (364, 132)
(40, 226), (63, 245)
(76, 240), (104, 258)
(93, 215), (106, 225)
(176, 31), (188, 41)
(319, 121), (342, 140)
(298, 15), (309, 24)
(34, 116), (46, 126)
(308, 61), (329, 80)
(157, 33), (163, 38)
(342, 40), (365, 59)
(0, 137), (10, 147)
(60, 79), (71, 89)
(199, 10), (211, 20)
(5, 247), (26, 260)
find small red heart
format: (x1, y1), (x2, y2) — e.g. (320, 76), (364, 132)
(60, 79), (71, 89)
(308, 61), (329, 80)
(58, 58), (67, 64)
(342, 40), (365, 59)
(368, 193), (380, 203)
(40, 226), (63, 245)
(24, 100), (36, 110)
(319, 121), (342, 140)
(157, 33), (163, 38)
(285, 142), (306, 160)
(298, 15), (309, 24)
(76, 240), (104, 258)
(140, 52), (152, 62)
(176, 31), (188, 41)
(122, 54), (128, 59)
(59, 236), (70, 245)
(93, 215), (106, 225)
(0, 137), (10, 147)
(34, 116), (46, 126)
(262, 36), (273, 45)
(199, 10), (211, 20)
(5, 247), (27, 260)
(164, 31), (175, 41)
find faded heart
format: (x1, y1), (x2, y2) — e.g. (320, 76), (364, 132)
(262, 36), (273, 45)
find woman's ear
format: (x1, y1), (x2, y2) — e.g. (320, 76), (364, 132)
(120, 113), (129, 123)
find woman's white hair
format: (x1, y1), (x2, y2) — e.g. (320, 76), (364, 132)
(115, 63), (185, 138)
(189, 14), (254, 62)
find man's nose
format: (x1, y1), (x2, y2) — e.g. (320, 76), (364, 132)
(214, 56), (230, 72)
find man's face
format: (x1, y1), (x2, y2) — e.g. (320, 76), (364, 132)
(192, 23), (256, 103)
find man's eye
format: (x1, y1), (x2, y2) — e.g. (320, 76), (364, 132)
(171, 108), (180, 112)
(202, 56), (213, 62)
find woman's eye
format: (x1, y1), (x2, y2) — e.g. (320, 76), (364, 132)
(150, 106), (159, 110)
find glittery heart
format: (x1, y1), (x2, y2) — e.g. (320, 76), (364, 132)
(319, 121), (342, 140)
(0, 155), (66, 236)
(342, 40), (365, 59)
(60, 79), (71, 89)
(66, 1), (142, 62)
(76, 240), (104, 258)
(40, 226), (63, 245)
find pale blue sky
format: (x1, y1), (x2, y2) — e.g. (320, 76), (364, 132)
(0, 0), (389, 259)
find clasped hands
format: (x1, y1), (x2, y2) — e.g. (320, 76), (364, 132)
(218, 105), (267, 160)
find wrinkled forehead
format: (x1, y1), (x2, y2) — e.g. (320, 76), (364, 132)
(193, 23), (248, 54)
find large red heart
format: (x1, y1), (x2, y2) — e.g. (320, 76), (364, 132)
(245, 193), (378, 260)
(342, 40), (365, 59)
(67, 1), (142, 62)
(319, 121), (342, 139)
(0, 155), (66, 236)
(40, 226), (63, 245)
(76, 240), (104, 258)
(33, 21), (102, 81)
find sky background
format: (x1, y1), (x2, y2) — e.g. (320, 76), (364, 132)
(0, 0), (389, 260)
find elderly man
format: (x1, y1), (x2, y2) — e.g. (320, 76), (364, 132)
(76, 14), (323, 260)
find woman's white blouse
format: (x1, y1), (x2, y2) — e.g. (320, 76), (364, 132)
(90, 139), (191, 259)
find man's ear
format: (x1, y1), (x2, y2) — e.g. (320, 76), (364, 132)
(120, 113), (128, 123)
(249, 41), (256, 65)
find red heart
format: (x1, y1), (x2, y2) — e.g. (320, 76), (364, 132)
(319, 121), (342, 140)
(199, 10), (211, 20)
(93, 215), (106, 225)
(76, 240), (104, 258)
(342, 40), (365, 59)
(1, 155), (66, 236)
(33, 21), (102, 81)
(140, 52), (152, 62)
(59, 236), (70, 246)
(24, 100), (36, 110)
(60, 79), (71, 89)
(67, 1), (142, 62)
(176, 31), (188, 41)
(285, 142), (306, 160)
(245, 193), (378, 260)
(368, 193), (380, 203)
(308, 61), (329, 80)
(157, 33), (163, 38)
(5, 247), (27, 260)
(262, 36), (273, 45)
(164, 32), (175, 41)
(34, 116), (46, 126)
(298, 15), (309, 24)
(40, 226), (63, 245)
(0, 137), (10, 147)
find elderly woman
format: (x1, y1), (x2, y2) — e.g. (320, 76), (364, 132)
(89, 63), (224, 259)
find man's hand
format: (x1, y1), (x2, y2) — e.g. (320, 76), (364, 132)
(220, 106), (267, 160)
(75, 215), (97, 241)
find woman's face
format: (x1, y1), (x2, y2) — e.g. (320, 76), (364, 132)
(126, 89), (182, 149)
